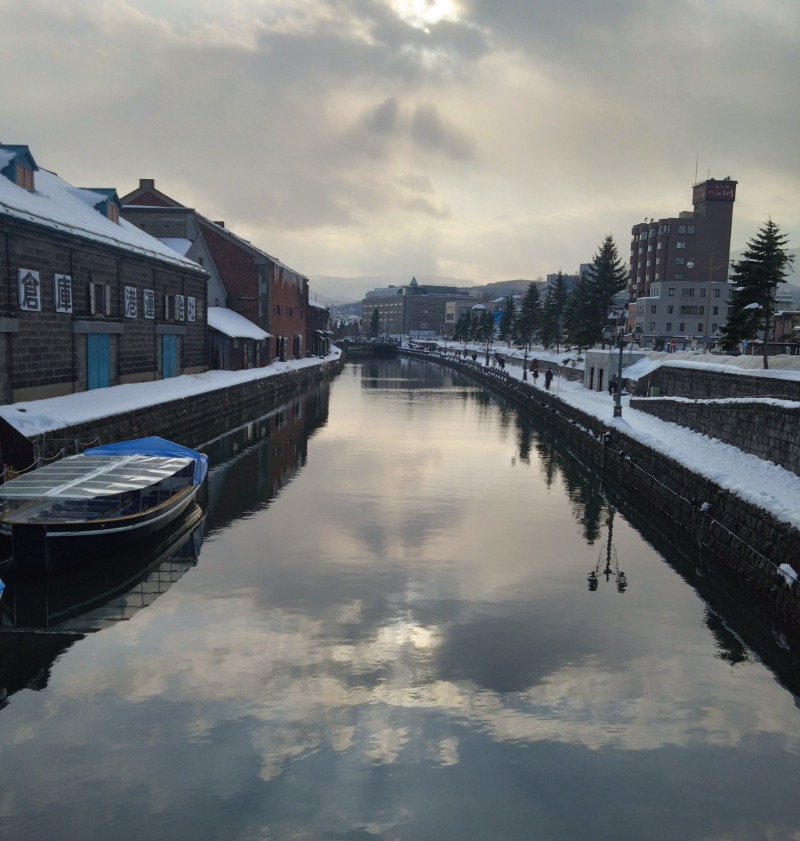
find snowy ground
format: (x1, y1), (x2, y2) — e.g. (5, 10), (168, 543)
(2, 344), (800, 536)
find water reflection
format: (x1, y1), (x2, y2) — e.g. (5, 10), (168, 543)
(1, 360), (800, 841)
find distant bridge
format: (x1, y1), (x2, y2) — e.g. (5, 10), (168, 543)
(336, 339), (400, 356)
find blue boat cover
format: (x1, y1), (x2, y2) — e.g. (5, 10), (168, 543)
(84, 437), (208, 485)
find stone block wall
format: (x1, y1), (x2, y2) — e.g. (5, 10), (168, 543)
(643, 363), (800, 400)
(629, 397), (800, 477)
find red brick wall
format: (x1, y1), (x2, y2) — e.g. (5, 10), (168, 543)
(269, 264), (309, 358)
(200, 222), (261, 326)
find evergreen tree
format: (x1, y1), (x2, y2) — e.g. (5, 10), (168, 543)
(580, 235), (629, 346)
(540, 273), (568, 351)
(720, 219), (794, 368)
(565, 273), (596, 350)
(516, 282), (542, 348)
(499, 295), (516, 346)
(370, 308), (380, 338)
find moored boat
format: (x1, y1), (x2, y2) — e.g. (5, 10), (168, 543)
(0, 437), (208, 572)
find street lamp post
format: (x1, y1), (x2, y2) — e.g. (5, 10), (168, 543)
(523, 344), (529, 380)
(602, 325), (643, 418)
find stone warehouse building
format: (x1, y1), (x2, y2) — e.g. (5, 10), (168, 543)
(363, 277), (474, 337)
(0, 145), (209, 405)
(120, 179), (310, 363)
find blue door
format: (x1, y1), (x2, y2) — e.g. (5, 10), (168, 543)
(87, 333), (110, 390)
(162, 334), (177, 379)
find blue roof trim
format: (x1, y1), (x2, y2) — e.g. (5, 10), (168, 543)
(0, 144), (39, 180)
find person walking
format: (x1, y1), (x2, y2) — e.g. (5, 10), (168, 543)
(544, 367), (554, 390)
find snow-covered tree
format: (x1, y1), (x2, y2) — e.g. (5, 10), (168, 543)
(499, 295), (516, 346)
(516, 283), (542, 348)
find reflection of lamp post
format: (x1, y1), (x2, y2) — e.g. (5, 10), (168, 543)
(686, 255), (729, 352)
(602, 325), (643, 417)
(587, 505), (629, 593)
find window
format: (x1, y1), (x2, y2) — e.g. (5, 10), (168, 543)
(678, 224), (687, 234)
(679, 323), (685, 332)
(89, 281), (112, 316)
(640, 232), (647, 241)
(687, 225), (695, 234)
(275, 304), (282, 316)
(648, 245), (653, 252)
(656, 258), (661, 265)
(701, 288), (707, 297)
(288, 307), (294, 317)
(675, 257), (685, 265)
(657, 242), (662, 250)
(697, 323), (703, 333)
(712, 323), (718, 332)
(676, 241), (686, 249)
(668, 288), (675, 296)
(650, 322), (656, 331)
(713, 306), (719, 315)
(668, 305), (674, 314)
(650, 305), (657, 314)
(674, 273), (684, 280)
(680, 306), (699, 314)
(699, 306), (705, 314)
(666, 322), (672, 331)
(714, 288), (720, 297)
(681, 288), (694, 297)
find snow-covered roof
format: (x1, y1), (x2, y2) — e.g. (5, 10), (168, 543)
(161, 237), (193, 256)
(0, 166), (204, 273)
(207, 307), (270, 340)
(309, 299), (329, 310)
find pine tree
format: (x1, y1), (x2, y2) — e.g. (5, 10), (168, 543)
(499, 295), (516, 346)
(370, 308), (380, 338)
(540, 274), (568, 351)
(580, 235), (629, 347)
(720, 219), (794, 368)
(516, 283), (542, 349)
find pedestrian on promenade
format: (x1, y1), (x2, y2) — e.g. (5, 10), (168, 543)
(545, 367), (554, 390)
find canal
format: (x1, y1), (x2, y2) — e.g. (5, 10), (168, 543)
(1, 357), (800, 840)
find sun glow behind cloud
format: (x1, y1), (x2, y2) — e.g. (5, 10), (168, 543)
(390, 0), (460, 29)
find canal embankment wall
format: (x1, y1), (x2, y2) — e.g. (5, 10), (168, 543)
(1, 357), (344, 470)
(401, 349), (800, 630)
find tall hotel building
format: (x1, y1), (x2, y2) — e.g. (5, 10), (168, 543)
(629, 178), (737, 349)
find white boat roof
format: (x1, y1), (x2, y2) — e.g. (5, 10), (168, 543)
(0, 454), (194, 500)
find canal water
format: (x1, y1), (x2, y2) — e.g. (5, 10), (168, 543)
(1, 358), (800, 840)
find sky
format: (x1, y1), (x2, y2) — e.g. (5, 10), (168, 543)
(1, 0), (798, 296)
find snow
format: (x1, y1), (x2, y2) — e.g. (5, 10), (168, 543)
(2, 342), (800, 533)
(208, 307), (270, 340)
(0, 167), (202, 272)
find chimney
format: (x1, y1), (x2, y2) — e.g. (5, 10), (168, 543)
(140, 178), (155, 190)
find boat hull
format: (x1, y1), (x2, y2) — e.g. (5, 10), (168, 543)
(3, 484), (204, 574)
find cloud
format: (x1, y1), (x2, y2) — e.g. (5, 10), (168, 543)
(0, 0), (797, 282)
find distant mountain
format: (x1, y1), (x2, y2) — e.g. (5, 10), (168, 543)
(308, 274), (545, 307)
(308, 275), (476, 305)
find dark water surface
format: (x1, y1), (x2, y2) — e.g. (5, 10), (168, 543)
(1, 359), (800, 840)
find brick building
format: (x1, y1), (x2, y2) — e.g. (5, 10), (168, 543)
(0, 145), (208, 405)
(120, 179), (309, 363)
(627, 177), (737, 350)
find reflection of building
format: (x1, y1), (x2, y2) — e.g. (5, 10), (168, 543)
(121, 179), (310, 364)
(362, 277), (473, 337)
(0, 145), (209, 404)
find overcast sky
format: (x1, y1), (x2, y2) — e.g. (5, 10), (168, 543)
(1, 0), (797, 290)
